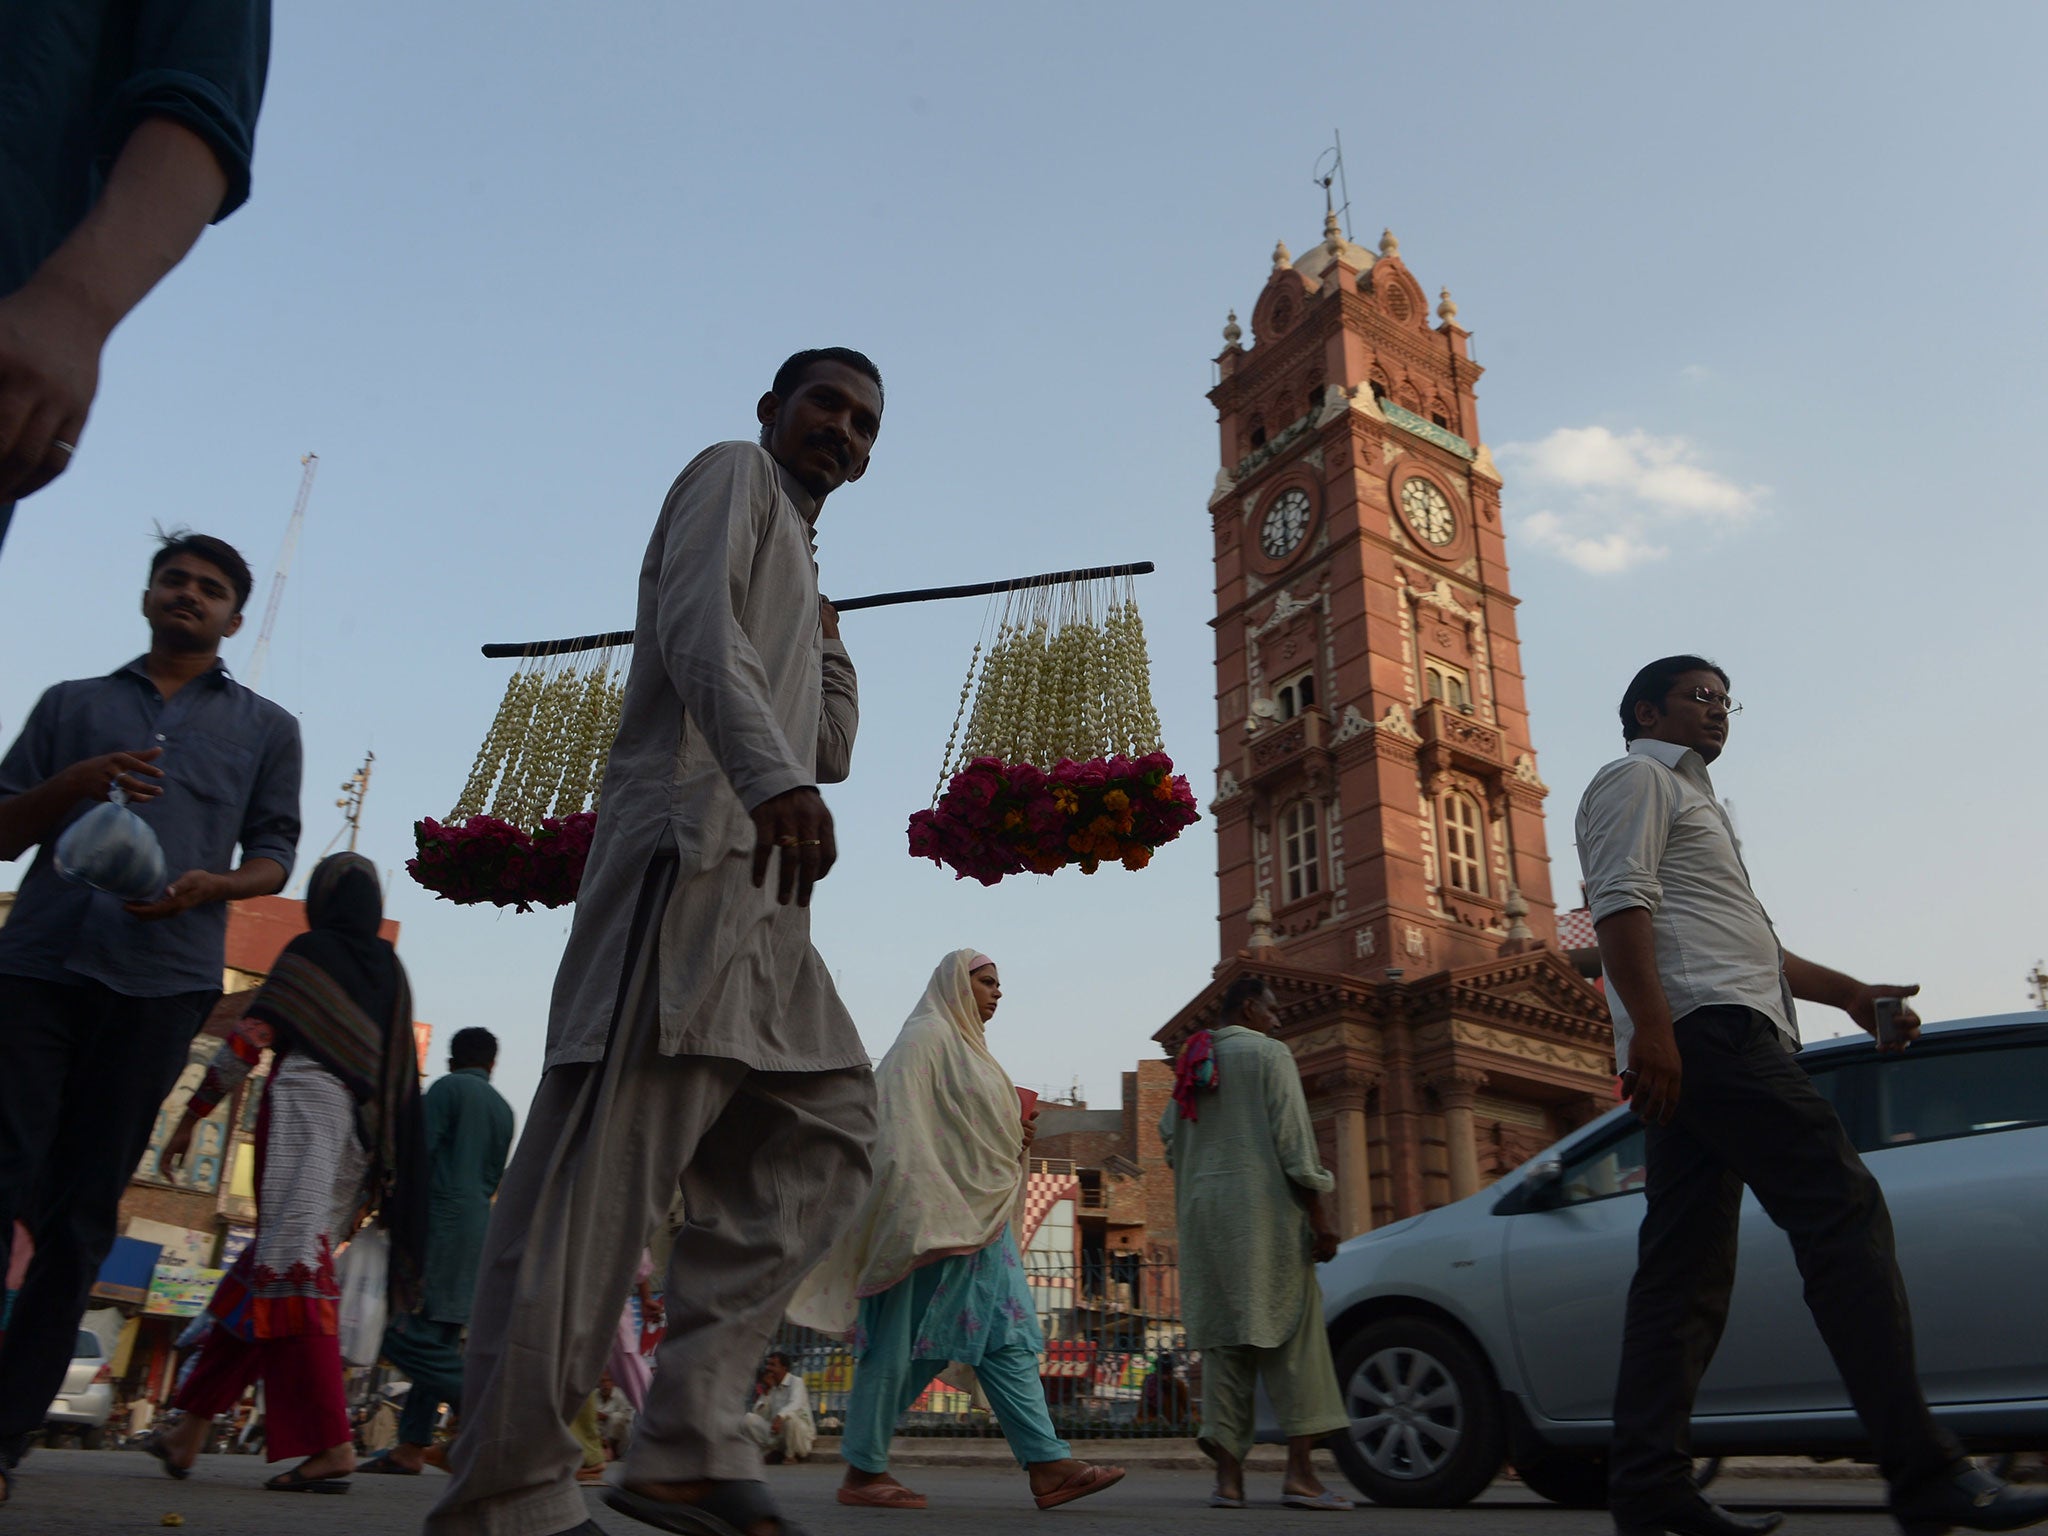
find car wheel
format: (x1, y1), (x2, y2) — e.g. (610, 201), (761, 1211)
(1327, 1315), (1505, 1507)
(79, 1427), (105, 1451)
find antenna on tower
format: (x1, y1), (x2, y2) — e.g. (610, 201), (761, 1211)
(245, 453), (318, 690)
(1313, 130), (1354, 241)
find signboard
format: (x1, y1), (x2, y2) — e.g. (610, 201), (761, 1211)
(145, 1264), (223, 1317)
(90, 1235), (164, 1306)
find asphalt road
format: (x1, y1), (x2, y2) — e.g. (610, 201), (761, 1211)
(8, 1449), (1899, 1535)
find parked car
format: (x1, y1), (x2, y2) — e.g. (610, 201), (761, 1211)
(45, 1328), (116, 1448)
(1307, 1011), (2048, 1508)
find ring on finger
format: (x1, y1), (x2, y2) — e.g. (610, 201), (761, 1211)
(776, 835), (798, 848)
(797, 839), (822, 847)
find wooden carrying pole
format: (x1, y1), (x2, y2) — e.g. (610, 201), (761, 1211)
(479, 560), (1156, 659)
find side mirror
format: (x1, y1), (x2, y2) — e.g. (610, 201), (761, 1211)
(1494, 1156), (1566, 1216)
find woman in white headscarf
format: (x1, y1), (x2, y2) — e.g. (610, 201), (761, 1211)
(789, 950), (1125, 1513)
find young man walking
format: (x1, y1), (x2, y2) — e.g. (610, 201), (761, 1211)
(1579, 655), (2048, 1536)
(365, 1027), (516, 1476)
(426, 350), (885, 1536)
(0, 532), (301, 1499)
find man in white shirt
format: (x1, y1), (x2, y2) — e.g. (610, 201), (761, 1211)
(1578, 656), (2048, 1536)
(741, 1353), (815, 1465)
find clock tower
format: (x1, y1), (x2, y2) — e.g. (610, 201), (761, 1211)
(1156, 213), (1615, 1237)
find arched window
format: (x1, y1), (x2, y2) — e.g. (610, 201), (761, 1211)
(1274, 669), (1317, 721)
(1424, 660), (1471, 711)
(1280, 800), (1322, 904)
(1440, 792), (1487, 896)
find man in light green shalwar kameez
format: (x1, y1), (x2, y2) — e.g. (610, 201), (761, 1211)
(1161, 975), (1353, 1510)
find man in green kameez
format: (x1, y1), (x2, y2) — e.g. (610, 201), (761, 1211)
(364, 1027), (516, 1474)
(1161, 975), (1353, 1511)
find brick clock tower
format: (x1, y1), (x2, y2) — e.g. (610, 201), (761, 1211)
(1157, 212), (1615, 1237)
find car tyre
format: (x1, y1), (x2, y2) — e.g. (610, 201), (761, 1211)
(1328, 1315), (1505, 1507)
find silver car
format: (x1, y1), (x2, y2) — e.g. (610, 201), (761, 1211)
(1308, 1011), (2048, 1508)
(44, 1328), (116, 1448)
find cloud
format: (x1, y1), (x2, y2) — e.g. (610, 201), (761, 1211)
(1499, 426), (1764, 575)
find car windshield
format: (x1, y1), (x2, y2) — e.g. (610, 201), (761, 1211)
(74, 1329), (101, 1358)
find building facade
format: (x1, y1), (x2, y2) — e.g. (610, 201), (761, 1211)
(1155, 214), (1616, 1236)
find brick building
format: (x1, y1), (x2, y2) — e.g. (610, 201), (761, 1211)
(1152, 213), (1617, 1236)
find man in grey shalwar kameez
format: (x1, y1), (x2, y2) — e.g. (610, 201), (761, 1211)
(1161, 974), (1352, 1511)
(425, 350), (886, 1536)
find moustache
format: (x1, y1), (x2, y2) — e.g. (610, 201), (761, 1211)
(804, 433), (851, 468)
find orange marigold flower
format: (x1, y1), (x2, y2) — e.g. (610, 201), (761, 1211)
(1103, 789), (1131, 814)
(1121, 844), (1153, 870)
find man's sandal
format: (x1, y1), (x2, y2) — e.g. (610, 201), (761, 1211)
(605, 1480), (811, 1536)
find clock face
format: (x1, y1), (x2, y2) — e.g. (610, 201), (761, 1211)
(1259, 488), (1313, 560)
(1400, 477), (1456, 546)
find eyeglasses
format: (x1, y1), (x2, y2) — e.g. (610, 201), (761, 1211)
(1683, 686), (1742, 715)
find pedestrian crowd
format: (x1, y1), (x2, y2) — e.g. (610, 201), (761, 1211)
(3, 6), (2047, 1536)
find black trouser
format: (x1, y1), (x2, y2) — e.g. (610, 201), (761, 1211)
(1608, 1005), (1963, 1513)
(0, 974), (217, 1441)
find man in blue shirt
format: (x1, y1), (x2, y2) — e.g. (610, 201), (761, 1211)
(0, 0), (271, 553)
(0, 530), (299, 1486)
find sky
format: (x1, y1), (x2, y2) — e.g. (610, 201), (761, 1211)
(3, 3), (2044, 1127)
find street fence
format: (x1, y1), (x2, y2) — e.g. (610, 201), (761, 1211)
(763, 1251), (1205, 1440)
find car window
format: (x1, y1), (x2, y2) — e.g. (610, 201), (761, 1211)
(1867, 1041), (2048, 1150)
(1556, 1121), (1647, 1206)
(74, 1329), (101, 1358)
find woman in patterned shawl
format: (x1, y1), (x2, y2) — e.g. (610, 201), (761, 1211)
(145, 852), (428, 1493)
(789, 949), (1125, 1513)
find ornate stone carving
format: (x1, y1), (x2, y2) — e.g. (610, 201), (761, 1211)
(1212, 769), (1241, 808)
(1510, 754), (1548, 792)
(1470, 442), (1502, 484)
(1332, 704), (1373, 744)
(1378, 702), (1423, 743)
(1425, 1066), (1490, 1108)
(1353, 925), (1377, 958)
(1209, 465), (1239, 508)
(1450, 1020), (1612, 1077)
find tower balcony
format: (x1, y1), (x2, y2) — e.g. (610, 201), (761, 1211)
(1243, 708), (1331, 792)
(1415, 698), (1503, 776)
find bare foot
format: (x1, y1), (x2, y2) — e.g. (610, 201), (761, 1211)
(1204, 1441), (1245, 1505)
(381, 1442), (428, 1473)
(155, 1415), (209, 1469)
(291, 1442), (356, 1480)
(1025, 1457), (1125, 1500)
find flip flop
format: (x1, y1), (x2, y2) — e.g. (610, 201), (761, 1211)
(357, 1451), (422, 1474)
(604, 1480), (811, 1536)
(265, 1466), (352, 1494)
(139, 1433), (192, 1480)
(1282, 1489), (1355, 1511)
(837, 1481), (929, 1509)
(1209, 1490), (1248, 1508)
(1033, 1463), (1126, 1511)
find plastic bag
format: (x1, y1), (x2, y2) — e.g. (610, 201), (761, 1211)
(336, 1225), (391, 1367)
(54, 785), (166, 902)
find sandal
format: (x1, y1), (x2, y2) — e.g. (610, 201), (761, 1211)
(837, 1479), (929, 1509)
(1282, 1488), (1355, 1511)
(1033, 1462), (1126, 1511)
(1209, 1489), (1248, 1508)
(605, 1480), (811, 1535)
(140, 1432), (193, 1480)
(358, 1450), (422, 1474)
(265, 1465), (352, 1494)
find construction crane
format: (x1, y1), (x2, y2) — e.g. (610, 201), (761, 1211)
(244, 453), (318, 690)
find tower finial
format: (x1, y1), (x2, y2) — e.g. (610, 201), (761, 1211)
(1324, 208), (1344, 245)
(1379, 228), (1399, 258)
(1246, 893), (1275, 953)
(1437, 287), (1458, 325)
(1272, 239), (1293, 271)
(1222, 310), (1242, 347)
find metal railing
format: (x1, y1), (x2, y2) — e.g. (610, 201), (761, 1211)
(762, 1253), (1201, 1439)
